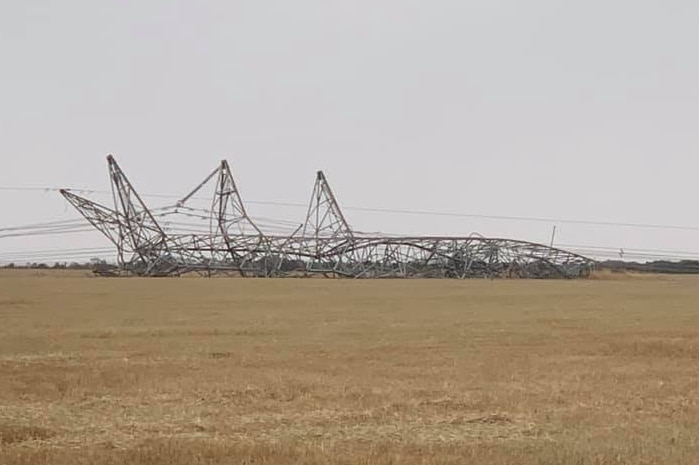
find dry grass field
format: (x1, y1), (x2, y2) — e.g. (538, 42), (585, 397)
(1, 270), (699, 464)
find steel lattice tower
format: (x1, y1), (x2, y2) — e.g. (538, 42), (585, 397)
(61, 156), (595, 278)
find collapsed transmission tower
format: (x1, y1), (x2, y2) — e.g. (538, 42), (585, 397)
(61, 156), (595, 278)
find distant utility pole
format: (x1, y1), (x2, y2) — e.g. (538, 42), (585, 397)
(549, 225), (557, 248)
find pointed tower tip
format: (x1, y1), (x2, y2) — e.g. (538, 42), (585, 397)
(301, 168), (353, 241)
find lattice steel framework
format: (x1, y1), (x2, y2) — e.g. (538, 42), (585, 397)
(61, 156), (595, 278)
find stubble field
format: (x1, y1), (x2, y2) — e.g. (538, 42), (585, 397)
(1, 270), (699, 464)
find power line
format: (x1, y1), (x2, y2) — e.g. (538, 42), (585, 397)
(1, 212), (699, 264)
(2, 185), (699, 233)
(0, 218), (86, 233)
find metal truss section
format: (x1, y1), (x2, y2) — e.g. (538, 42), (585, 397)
(169, 159), (270, 276)
(302, 171), (353, 241)
(61, 155), (595, 279)
(106, 155), (175, 275)
(296, 171), (354, 266)
(60, 190), (123, 249)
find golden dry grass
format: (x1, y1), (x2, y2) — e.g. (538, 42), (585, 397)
(1, 271), (699, 464)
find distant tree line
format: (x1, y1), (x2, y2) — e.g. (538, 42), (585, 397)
(2, 258), (115, 271)
(598, 260), (699, 274)
(5, 258), (699, 275)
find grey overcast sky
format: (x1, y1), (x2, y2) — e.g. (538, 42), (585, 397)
(1, 1), (698, 263)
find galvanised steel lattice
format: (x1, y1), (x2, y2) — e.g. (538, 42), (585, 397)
(61, 156), (595, 278)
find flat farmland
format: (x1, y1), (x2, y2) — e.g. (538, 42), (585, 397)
(1, 271), (699, 464)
